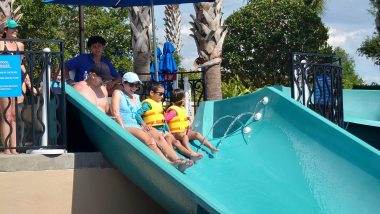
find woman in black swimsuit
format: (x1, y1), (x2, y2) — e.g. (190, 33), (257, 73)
(0, 19), (27, 154)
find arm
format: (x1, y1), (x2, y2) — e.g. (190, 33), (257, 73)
(22, 74), (38, 95)
(106, 76), (122, 93)
(111, 90), (124, 128)
(101, 85), (110, 115)
(164, 110), (177, 133)
(136, 102), (152, 131)
(164, 110), (177, 122)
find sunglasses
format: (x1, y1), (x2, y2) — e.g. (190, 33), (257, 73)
(124, 82), (139, 88)
(154, 92), (165, 96)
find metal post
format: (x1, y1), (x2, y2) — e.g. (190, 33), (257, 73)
(151, 1), (159, 81)
(26, 48), (65, 155)
(79, 6), (85, 54)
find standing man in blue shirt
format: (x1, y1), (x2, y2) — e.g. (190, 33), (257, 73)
(64, 35), (121, 95)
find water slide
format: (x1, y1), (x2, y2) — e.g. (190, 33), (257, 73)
(66, 85), (380, 213)
(343, 89), (380, 149)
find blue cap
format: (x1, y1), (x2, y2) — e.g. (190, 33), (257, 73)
(5, 19), (20, 29)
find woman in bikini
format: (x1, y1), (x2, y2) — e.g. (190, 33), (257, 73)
(0, 19), (31, 154)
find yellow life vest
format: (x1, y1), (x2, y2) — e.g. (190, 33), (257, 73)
(166, 105), (190, 133)
(141, 98), (165, 126)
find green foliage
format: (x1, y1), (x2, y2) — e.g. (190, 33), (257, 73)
(16, 1), (133, 72)
(222, 0), (329, 89)
(333, 47), (364, 88)
(358, 35), (380, 66)
(357, 0), (380, 67)
(222, 75), (256, 98)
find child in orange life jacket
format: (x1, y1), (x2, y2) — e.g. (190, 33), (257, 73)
(166, 89), (219, 154)
(136, 82), (203, 161)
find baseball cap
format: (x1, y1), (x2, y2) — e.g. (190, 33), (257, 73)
(122, 72), (142, 84)
(5, 19), (20, 29)
(89, 62), (113, 81)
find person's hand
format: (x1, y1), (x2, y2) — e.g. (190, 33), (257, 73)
(106, 80), (115, 91)
(24, 75), (32, 89)
(142, 123), (152, 131)
(66, 79), (76, 86)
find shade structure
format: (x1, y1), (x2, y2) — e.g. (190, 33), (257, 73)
(44, 0), (214, 7)
(44, 0), (215, 80)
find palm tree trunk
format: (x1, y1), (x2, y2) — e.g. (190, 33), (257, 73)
(191, 0), (227, 100)
(164, 4), (182, 53)
(205, 63), (222, 100)
(130, 6), (152, 81)
(0, 0), (23, 33)
(376, 0), (380, 35)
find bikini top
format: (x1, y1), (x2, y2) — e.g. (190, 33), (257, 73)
(2, 41), (20, 55)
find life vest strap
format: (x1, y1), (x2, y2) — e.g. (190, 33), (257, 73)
(169, 117), (190, 123)
(146, 119), (165, 125)
(142, 111), (163, 118)
(170, 126), (189, 131)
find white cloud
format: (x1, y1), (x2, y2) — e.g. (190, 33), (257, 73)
(327, 28), (362, 48)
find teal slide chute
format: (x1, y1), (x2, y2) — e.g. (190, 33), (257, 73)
(66, 85), (380, 213)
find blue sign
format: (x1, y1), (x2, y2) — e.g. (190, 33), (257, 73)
(0, 55), (22, 97)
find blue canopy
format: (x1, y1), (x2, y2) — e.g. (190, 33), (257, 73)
(160, 41), (178, 81)
(150, 47), (163, 82)
(43, 0), (214, 7)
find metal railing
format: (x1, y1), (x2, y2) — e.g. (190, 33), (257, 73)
(0, 39), (66, 153)
(291, 52), (344, 127)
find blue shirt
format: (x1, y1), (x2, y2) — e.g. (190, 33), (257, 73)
(65, 53), (119, 82)
(119, 91), (142, 128)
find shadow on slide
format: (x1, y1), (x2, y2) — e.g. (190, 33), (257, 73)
(66, 85), (380, 213)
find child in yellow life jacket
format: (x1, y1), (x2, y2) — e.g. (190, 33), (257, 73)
(136, 82), (203, 162)
(166, 89), (219, 154)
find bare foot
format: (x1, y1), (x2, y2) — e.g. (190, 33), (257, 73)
(190, 153), (203, 162)
(210, 147), (219, 154)
(171, 158), (185, 167)
(177, 159), (193, 172)
(3, 149), (11, 155)
(11, 149), (18, 155)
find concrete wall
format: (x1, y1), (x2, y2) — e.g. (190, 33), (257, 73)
(0, 153), (166, 214)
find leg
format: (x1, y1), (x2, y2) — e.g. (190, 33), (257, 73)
(188, 130), (219, 153)
(147, 128), (179, 162)
(126, 127), (171, 163)
(147, 128), (194, 172)
(173, 132), (203, 161)
(0, 98), (17, 154)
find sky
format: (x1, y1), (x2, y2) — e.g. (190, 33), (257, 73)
(154, 0), (380, 84)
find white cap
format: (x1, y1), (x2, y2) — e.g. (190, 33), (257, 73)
(122, 72), (142, 84)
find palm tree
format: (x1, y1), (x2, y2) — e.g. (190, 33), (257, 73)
(190, 0), (227, 100)
(376, 0), (380, 35)
(0, 0), (23, 33)
(164, 4), (182, 53)
(302, 0), (325, 14)
(130, 6), (152, 81)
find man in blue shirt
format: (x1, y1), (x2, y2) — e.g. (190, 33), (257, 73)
(64, 35), (121, 95)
